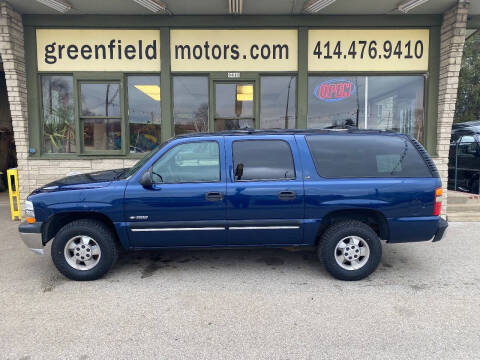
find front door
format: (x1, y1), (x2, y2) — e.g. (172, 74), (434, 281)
(213, 82), (255, 131)
(125, 137), (227, 248)
(224, 135), (305, 246)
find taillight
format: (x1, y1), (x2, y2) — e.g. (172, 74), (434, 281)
(434, 187), (442, 216)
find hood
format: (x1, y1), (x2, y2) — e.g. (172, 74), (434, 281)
(31, 168), (128, 194)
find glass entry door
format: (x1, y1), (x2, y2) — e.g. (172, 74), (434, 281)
(214, 82), (255, 131)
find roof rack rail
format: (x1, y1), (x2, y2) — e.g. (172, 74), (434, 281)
(174, 128), (402, 139)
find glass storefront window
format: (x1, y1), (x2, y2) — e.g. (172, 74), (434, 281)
(81, 83), (120, 117)
(216, 83), (254, 118)
(127, 75), (161, 153)
(365, 76), (424, 140)
(308, 76), (366, 129)
(173, 76), (209, 135)
(80, 82), (121, 151)
(307, 75), (424, 141)
(83, 118), (121, 151)
(41, 75), (75, 153)
(214, 83), (255, 131)
(37, 71), (425, 156)
(260, 76), (296, 129)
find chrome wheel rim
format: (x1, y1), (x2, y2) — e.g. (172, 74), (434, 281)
(64, 235), (101, 271)
(334, 236), (370, 271)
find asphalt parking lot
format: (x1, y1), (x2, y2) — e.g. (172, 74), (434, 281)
(0, 196), (479, 360)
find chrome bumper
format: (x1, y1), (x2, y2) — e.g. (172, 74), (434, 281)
(18, 221), (44, 255)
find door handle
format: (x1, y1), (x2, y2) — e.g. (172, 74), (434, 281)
(206, 191), (224, 202)
(278, 191), (296, 200)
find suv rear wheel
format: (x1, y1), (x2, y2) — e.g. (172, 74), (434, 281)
(51, 219), (119, 281)
(319, 220), (382, 281)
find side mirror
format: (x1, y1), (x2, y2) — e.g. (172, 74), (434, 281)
(139, 169), (153, 188)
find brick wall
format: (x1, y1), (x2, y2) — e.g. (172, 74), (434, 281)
(432, 0), (470, 216)
(0, 2), (139, 206)
(0, 1), (31, 204)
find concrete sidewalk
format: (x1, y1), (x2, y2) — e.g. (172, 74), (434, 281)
(0, 202), (479, 359)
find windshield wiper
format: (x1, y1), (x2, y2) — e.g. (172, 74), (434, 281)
(114, 168), (130, 179)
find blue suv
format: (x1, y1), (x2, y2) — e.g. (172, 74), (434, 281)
(19, 130), (447, 281)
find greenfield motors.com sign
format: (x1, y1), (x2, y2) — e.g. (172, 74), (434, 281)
(36, 28), (429, 73)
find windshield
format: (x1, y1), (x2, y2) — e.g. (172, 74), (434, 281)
(118, 142), (168, 179)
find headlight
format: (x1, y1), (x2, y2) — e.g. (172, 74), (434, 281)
(25, 200), (35, 223)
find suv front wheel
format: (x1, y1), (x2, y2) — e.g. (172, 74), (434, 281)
(51, 219), (119, 281)
(319, 220), (382, 281)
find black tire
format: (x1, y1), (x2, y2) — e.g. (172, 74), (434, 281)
(318, 220), (382, 281)
(472, 178), (480, 195)
(51, 219), (119, 281)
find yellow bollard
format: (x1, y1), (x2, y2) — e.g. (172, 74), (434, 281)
(7, 168), (21, 221)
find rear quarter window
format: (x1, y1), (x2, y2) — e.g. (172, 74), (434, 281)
(305, 134), (432, 178)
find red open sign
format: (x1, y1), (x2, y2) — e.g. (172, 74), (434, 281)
(314, 79), (356, 102)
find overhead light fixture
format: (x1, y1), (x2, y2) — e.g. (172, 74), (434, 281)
(229, 0), (243, 15)
(397, 0), (430, 14)
(133, 0), (170, 13)
(304, 0), (336, 13)
(135, 85), (161, 101)
(236, 84), (253, 102)
(36, 0), (71, 13)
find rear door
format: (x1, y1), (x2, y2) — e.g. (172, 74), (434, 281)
(224, 135), (305, 246)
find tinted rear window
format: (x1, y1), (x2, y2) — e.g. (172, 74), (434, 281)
(232, 140), (295, 181)
(306, 134), (432, 178)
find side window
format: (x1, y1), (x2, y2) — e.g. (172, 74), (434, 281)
(458, 136), (480, 157)
(152, 141), (220, 183)
(306, 134), (432, 178)
(232, 140), (295, 181)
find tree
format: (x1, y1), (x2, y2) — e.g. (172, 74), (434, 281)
(455, 33), (480, 123)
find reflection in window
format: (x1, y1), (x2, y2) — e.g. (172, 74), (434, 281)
(214, 119), (255, 131)
(173, 76), (208, 135)
(128, 76), (161, 153)
(83, 118), (121, 151)
(80, 82), (121, 151)
(41, 75), (75, 153)
(215, 83), (254, 118)
(81, 83), (120, 117)
(307, 76), (425, 141)
(152, 141), (220, 183)
(260, 76), (296, 129)
(366, 76), (424, 140)
(214, 83), (254, 131)
(308, 76), (365, 130)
